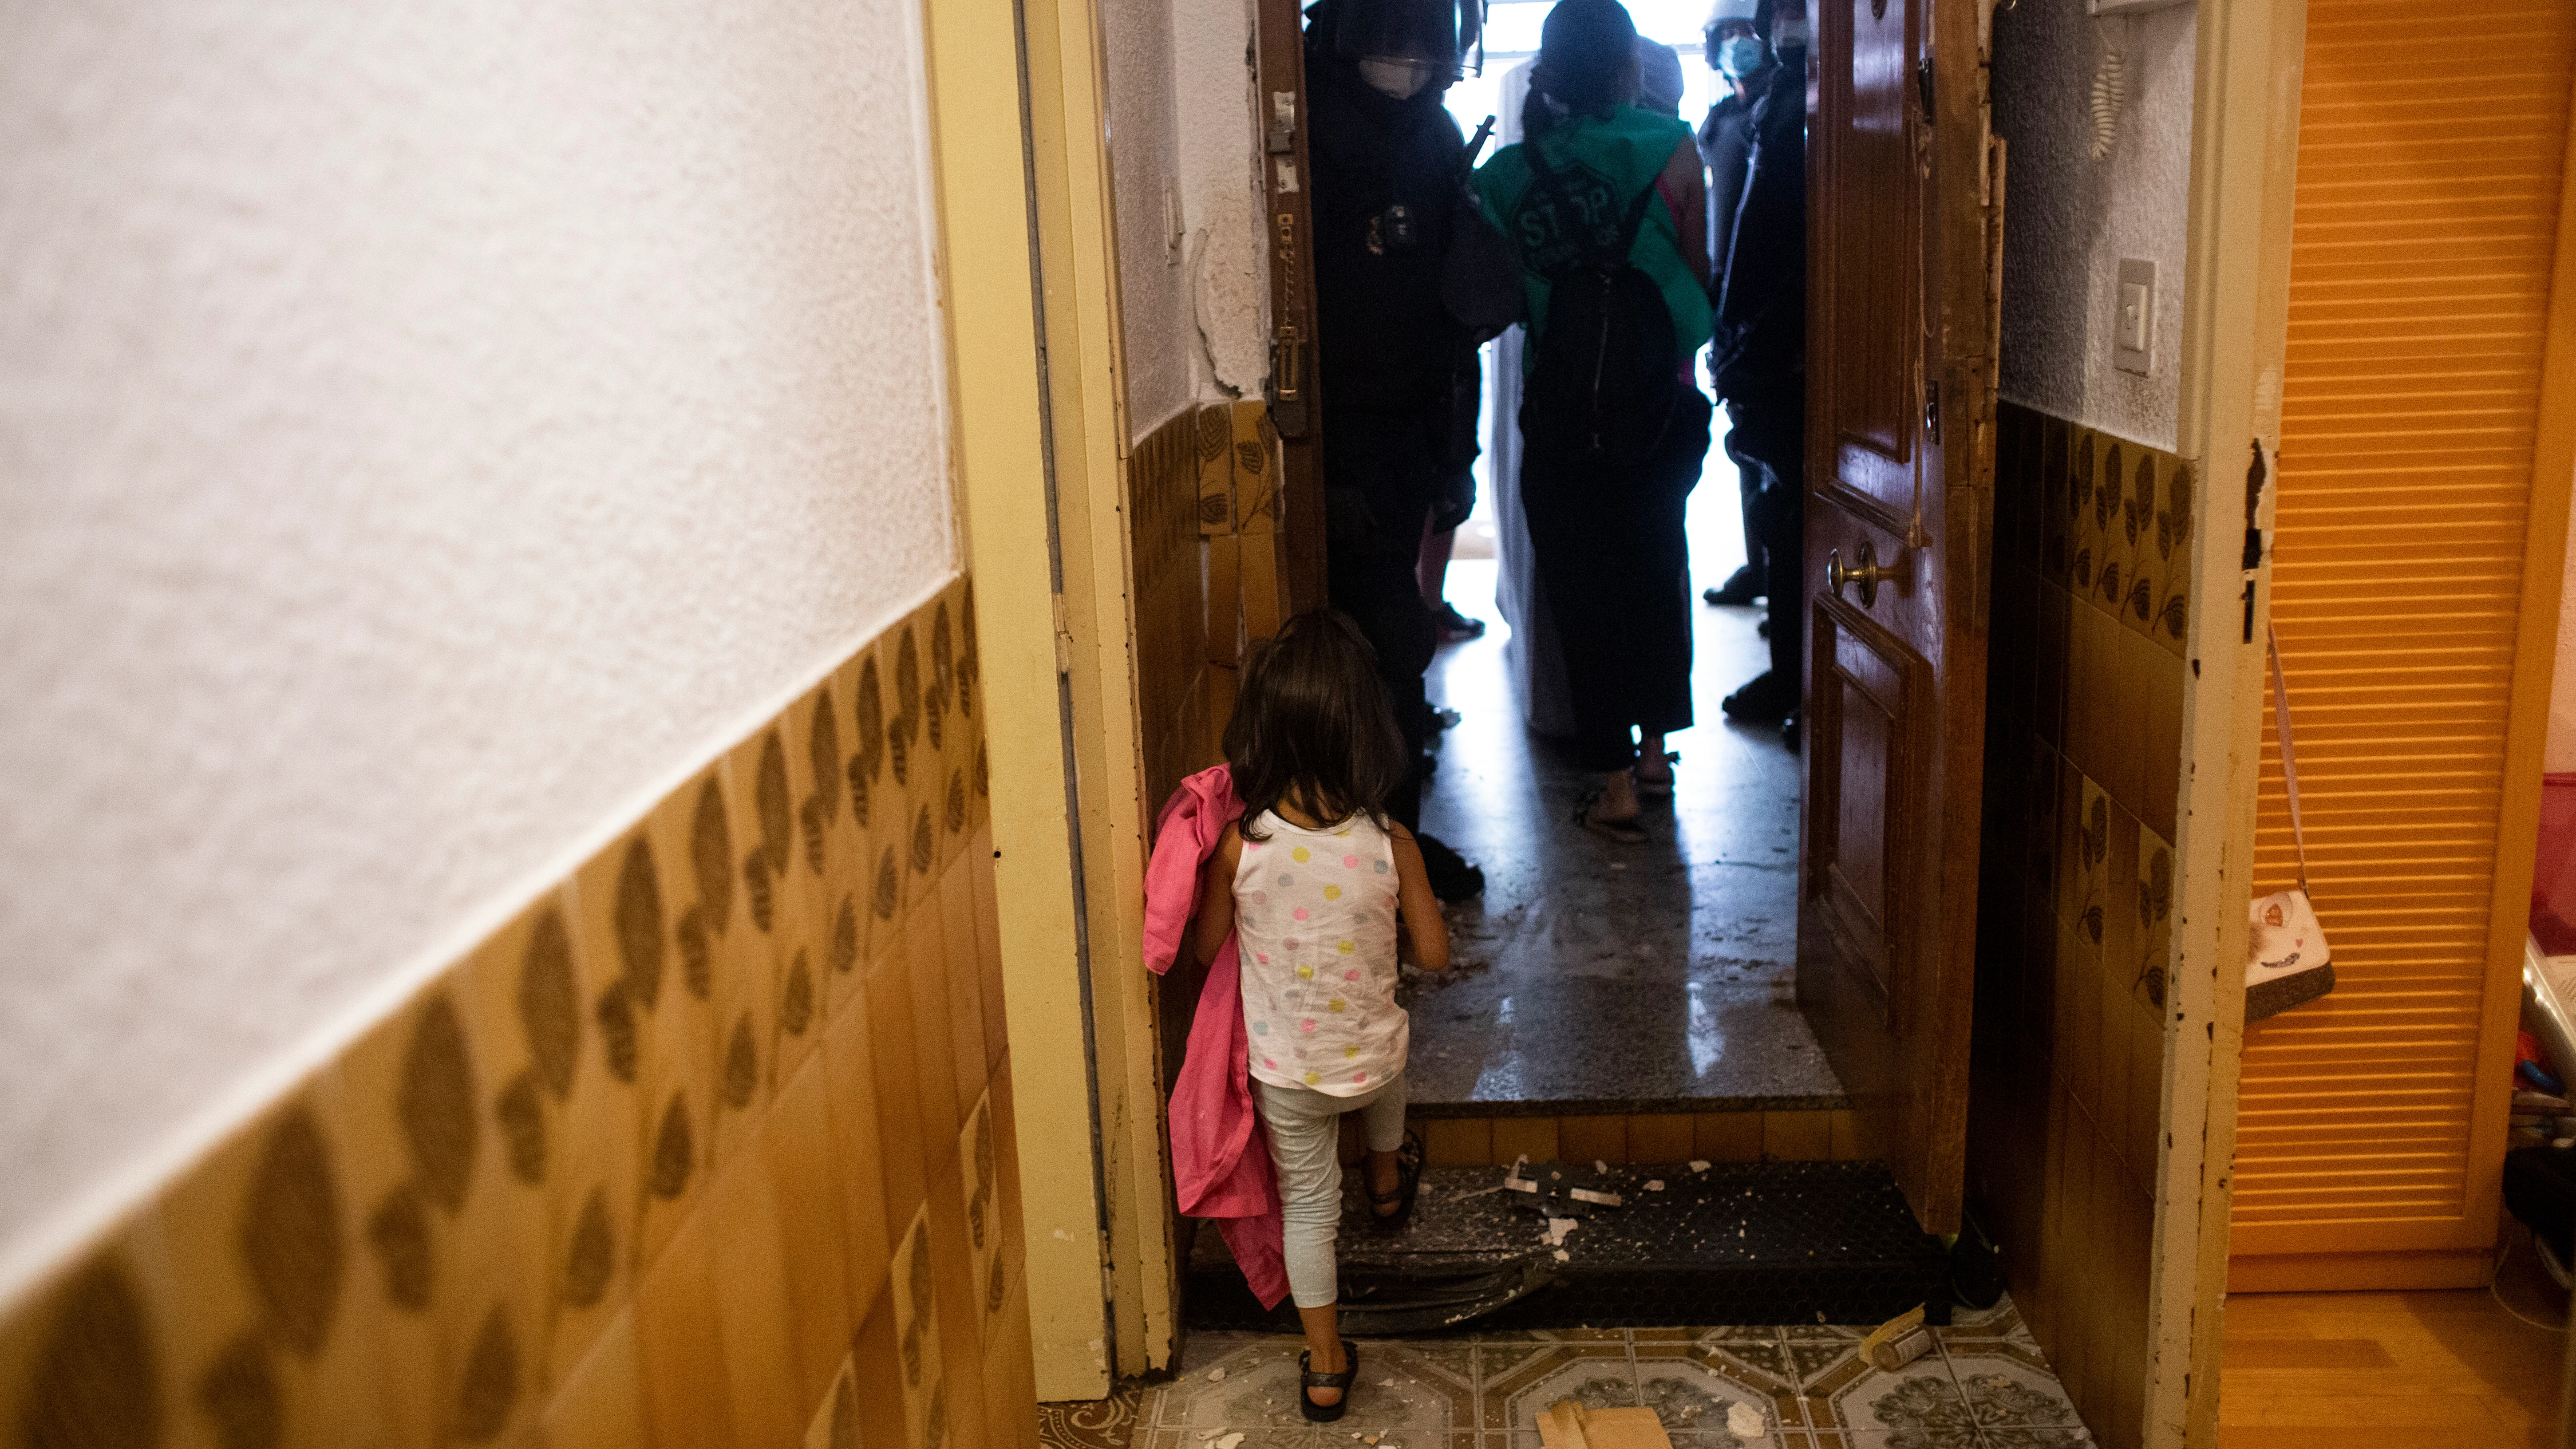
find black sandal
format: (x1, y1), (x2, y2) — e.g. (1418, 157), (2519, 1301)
(1574, 792), (1649, 844)
(1298, 1340), (1358, 1423)
(1369, 1131), (1424, 1231)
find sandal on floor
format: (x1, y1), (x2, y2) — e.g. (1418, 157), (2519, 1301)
(1369, 1131), (1424, 1231)
(1299, 1340), (1359, 1423)
(1574, 792), (1650, 844)
(1632, 751), (1680, 799)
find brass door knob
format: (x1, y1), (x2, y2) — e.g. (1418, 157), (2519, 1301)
(1827, 539), (1896, 607)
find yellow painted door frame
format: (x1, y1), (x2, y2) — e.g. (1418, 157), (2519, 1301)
(919, 0), (1179, 1400)
(2149, 0), (2305, 1441)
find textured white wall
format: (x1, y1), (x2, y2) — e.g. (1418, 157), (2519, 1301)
(0, 0), (954, 1288)
(1105, 0), (1196, 436)
(1992, 1), (2195, 450)
(1172, 0), (1273, 401)
(1104, 0), (1270, 441)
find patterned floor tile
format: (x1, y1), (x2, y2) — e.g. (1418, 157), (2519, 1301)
(1479, 1340), (1638, 1434)
(1631, 1341), (1795, 1439)
(1157, 1334), (1476, 1447)
(1773, 1325), (1869, 1392)
(1045, 1312), (2088, 1449)
(1803, 1344), (1975, 1442)
(1946, 1353), (2084, 1431)
(1038, 1388), (1152, 1448)
(1820, 1431), (1985, 1449)
(1682, 1333), (1803, 1395)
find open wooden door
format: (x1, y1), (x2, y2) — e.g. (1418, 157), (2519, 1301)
(1798, 0), (2002, 1235)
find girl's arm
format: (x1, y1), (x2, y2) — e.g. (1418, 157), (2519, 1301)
(1388, 824), (1451, 972)
(1188, 824), (1244, 966)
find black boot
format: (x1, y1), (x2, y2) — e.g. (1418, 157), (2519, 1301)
(1721, 670), (1799, 725)
(1415, 831), (1485, 901)
(1702, 564), (1765, 607)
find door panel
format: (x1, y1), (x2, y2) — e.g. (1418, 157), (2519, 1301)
(1812, 589), (1938, 1035)
(1799, 0), (2000, 1235)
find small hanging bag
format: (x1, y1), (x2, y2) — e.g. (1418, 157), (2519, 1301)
(2246, 623), (2337, 1024)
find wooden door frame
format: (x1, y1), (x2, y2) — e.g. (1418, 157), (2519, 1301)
(1255, 0), (1330, 612)
(922, 0), (1181, 1396)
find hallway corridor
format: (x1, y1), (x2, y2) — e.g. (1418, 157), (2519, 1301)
(1404, 540), (1842, 1113)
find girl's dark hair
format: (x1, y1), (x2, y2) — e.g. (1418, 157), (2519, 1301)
(1524, 0), (1639, 136)
(1223, 610), (1409, 842)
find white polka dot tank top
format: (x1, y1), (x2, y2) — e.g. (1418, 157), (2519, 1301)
(1232, 809), (1406, 1096)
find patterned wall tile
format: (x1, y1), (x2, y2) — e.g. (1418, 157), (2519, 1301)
(891, 1207), (947, 1449)
(570, 806), (709, 1280)
(543, 1306), (644, 1449)
(151, 1091), (389, 1449)
(0, 572), (1028, 1449)
(941, 863), (991, 1136)
(765, 1052), (859, 1414)
(634, 1199), (738, 1448)
(970, 821), (1008, 1080)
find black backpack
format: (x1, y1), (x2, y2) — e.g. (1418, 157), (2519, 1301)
(1518, 143), (1681, 469)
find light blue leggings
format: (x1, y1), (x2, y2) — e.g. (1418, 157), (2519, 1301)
(1255, 1073), (1409, 1309)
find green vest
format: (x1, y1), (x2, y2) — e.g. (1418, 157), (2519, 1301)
(1476, 106), (1712, 370)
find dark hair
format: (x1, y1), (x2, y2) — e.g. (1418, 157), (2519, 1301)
(1524, 0), (1639, 136)
(1222, 610), (1409, 842)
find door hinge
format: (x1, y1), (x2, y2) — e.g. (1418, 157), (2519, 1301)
(1924, 378), (1942, 444)
(1052, 593), (1073, 676)
(1918, 57), (1936, 122)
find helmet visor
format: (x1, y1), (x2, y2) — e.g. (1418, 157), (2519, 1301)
(1336, 0), (1485, 81)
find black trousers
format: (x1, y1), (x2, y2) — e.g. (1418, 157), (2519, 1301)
(1519, 390), (1715, 772)
(1721, 425), (1769, 593)
(1325, 409), (1443, 831)
(1726, 385), (1805, 688)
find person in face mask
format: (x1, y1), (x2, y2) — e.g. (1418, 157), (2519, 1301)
(1695, 0), (1774, 612)
(1709, 6), (1810, 739)
(1303, 0), (1512, 907)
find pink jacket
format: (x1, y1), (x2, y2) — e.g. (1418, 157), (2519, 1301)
(1141, 765), (1289, 1309)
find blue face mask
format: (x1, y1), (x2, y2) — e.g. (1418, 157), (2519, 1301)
(1719, 34), (1768, 81)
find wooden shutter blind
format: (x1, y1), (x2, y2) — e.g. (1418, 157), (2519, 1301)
(2232, 0), (2576, 1287)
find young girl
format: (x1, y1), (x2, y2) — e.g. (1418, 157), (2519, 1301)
(1189, 610), (1449, 1422)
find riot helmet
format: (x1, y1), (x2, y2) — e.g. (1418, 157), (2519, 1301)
(1335, 0), (1484, 97)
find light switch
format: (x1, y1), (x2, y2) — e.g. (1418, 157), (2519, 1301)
(2119, 284), (2149, 351)
(2114, 258), (2155, 376)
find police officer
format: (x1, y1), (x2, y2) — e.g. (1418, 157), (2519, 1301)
(1306, 0), (1511, 898)
(1708, 6), (1808, 742)
(1696, 0), (1772, 611)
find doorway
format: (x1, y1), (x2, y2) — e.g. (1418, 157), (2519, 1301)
(1401, 0), (1837, 1122)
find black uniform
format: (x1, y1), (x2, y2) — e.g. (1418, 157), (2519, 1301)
(1696, 85), (1765, 597)
(1710, 50), (1807, 702)
(1306, 18), (1482, 833)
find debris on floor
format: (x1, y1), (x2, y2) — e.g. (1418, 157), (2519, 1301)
(1186, 1160), (1948, 1331)
(1206, 1365), (1226, 1381)
(1726, 1400), (1768, 1438)
(1537, 1399), (1675, 1449)
(1859, 1302), (1934, 1371)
